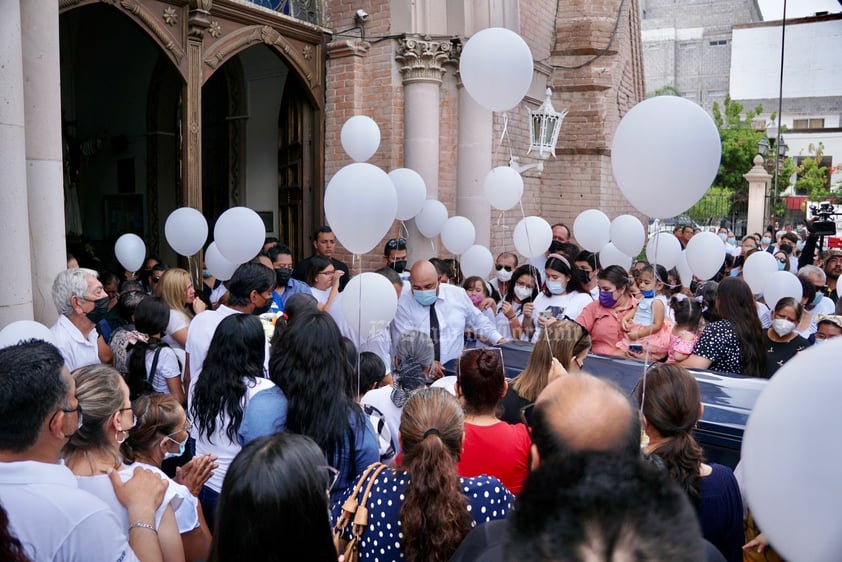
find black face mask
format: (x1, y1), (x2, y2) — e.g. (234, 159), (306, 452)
(275, 267), (292, 287)
(253, 298), (272, 316)
(389, 260), (407, 274)
(86, 296), (111, 324)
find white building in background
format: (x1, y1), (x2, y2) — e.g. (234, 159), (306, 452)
(730, 13), (842, 189)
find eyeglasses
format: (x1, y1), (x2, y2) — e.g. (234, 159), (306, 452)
(61, 404), (84, 431)
(495, 264), (512, 272)
(318, 270), (335, 276)
(118, 407), (137, 428)
(321, 465), (340, 498)
(165, 420), (192, 440)
(519, 403), (535, 430)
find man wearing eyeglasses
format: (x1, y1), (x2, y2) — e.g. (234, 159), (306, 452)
(50, 268), (113, 370)
(291, 226), (350, 292)
(0, 340), (168, 561)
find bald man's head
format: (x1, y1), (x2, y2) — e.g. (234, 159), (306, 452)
(409, 260), (439, 293)
(531, 372), (641, 464)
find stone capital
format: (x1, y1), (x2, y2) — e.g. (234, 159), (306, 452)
(395, 35), (456, 85)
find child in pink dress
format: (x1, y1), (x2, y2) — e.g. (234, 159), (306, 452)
(667, 296), (702, 363)
(616, 264), (672, 360)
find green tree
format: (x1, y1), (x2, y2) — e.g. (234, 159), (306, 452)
(795, 143), (831, 200)
(646, 85), (681, 98)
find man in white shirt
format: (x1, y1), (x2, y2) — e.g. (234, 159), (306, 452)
(0, 340), (167, 562)
(392, 260), (505, 378)
(50, 268), (113, 370)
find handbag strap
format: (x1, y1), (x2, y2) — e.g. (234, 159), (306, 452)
(147, 345), (164, 386)
(333, 462), (386, 537)
(350, 463), (389, 538)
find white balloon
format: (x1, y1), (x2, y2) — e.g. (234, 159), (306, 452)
(214, 207), (265, 265)
(762, 271), (802, 310)
(205, 242), (237, 281)
(685, 232), (726, 281)
(598, 243), (633, 271)
(0, 320), (55, 349)
(573, 209), (611, 253)
(483, 166), (524, 211)
(114, 234), (146, 273)
(645, 232), (682, 270)
(324, 163), (398, 255)
(165, 207), (208, 257)
(415, 200), (449, 238)
(388, 168), (427, 221)
(609, 215), (646, 258)
(341, 116), (381, 162)
(513, 216), (553, 259)
(342, 272), (399, 340)
(742, 251), (779, 295)
(460, 245), (494, 279)
(459, 27), (534, 112)
(612, 96), (721, 218)
(743, 338), (842, 561)
(440, 216), (476, 255)
(676, 251), (693, 288)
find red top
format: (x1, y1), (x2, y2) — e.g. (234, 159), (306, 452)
(457, 421), (531, 495)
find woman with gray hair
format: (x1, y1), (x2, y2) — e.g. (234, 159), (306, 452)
(360, 330), (434, 459)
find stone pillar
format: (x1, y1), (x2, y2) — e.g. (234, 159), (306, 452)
(456, 76), (493, 248)
(0, 0), (35, 326)
(396, 35), (454, 263)
(21, 0), (66, 325)
(744, 155), (772, 237)
(185, 1), (211, 212)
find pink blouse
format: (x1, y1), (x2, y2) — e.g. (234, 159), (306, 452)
(576, 298), (638, 355)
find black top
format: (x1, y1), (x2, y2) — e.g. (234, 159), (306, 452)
(692, 320), (743, 375)
(499, 385), (530, 425)
(764, 332), (811, 378)
(291, 255), (350, 292)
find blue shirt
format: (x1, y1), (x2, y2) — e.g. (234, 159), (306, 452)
(238, 386), (379, 504)
(269, 278), (311, 314)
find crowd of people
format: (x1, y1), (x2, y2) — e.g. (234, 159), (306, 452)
(1, 218), (841, 561)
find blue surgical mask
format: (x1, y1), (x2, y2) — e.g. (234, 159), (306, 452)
(811, 292), (823, 307)
(641, 289), (655, 298)
(413, 289), (437, 306)
(777, 261), (786, 271)
(762, 237), (772, 245)
(727, 237), (736, 245)
(163, 437), (186, 460)
(796, 241), (805, 252)
(202, 269), (212, 279)
(546, 280), (565, 295)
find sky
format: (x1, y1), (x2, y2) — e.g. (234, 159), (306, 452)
(757, 0), (840, 20)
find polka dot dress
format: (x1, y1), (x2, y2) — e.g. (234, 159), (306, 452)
(331, 468), (514, 562)
(691, 319), (743, 374)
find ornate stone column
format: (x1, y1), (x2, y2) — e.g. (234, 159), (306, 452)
(21, 0), (66, 325)
(185, 1), (211, 212)
(0, 0), (35, 325)
(395, 35), (454, 263)
(455, 70), (493, 249)
(744, 155), (772, 237)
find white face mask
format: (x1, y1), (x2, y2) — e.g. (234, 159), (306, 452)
(514, 285), (533, 301)
(771, 318), (796, 337)
(496, 268), (513, 282)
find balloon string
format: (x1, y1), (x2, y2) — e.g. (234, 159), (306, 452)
(493, 112), (510, 164)
(356, 261), (362, 400)
(519, 199), (526, 219)
(399, 220), (409, 240)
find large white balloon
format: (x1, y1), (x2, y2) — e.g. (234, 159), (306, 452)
(685, 232), (726, 280)
(0, 320), (55, 349)
(342, 272), (399, 340)
(340, 115), (381, 162)
(205, 242), (237, 281)
(645, 232), (682, 270)
(165, 207), (208, 257)
(609, 215), (646, 258)
(612, 96), (721, 218)
(742, 338), (842, 561)
(324, 163), (398, 255)
(114, 234), (146, 273)
(598, 243), (633, 271)
(743, 251), (779, 295)
(459, 27), (534, 112)
(675, 251), (693, 288)
(415, 200), (449, 238)
(440, 216), (476, 255)
(762, 271), (802, 310)
(214, 207), (265, 265)
(513, 216), (553, 258)
(574, 209), (611, 253)
(460, 245), (494, 279)
(484, 166), (524, 211)
(388, 168), (427, 221)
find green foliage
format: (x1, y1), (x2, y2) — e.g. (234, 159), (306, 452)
(647, 85), (681, 98)
(711, 97), (765, 198)
(687, 187), (734, 224)
(796, 146), (830, 199)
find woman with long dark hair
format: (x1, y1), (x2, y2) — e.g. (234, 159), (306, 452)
(189, 314), (276, 528)
(636, 364), (743, 561)
(496, 264), (540, 341)
(681, 276), (767, 376)
(528, 255), (593, 342)
(126, 297), (185, 404)
(456, 349), (530, 494)
(240, 310), (378, 504)
(333, 388), (513, 562)
(210, 433), (336, 562)
(575, 265), (637, 355)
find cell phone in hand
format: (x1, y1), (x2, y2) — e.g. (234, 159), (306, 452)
(629, 344), (643, 354)
(548, 306), (564, 319)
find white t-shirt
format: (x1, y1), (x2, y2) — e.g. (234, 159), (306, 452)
(495, 301), (530, 342)
(309, 286), (331, 305)
(144, 346), (182, 394)
(130, 462), (199, 533)
(360, 386), (403, 456)
(193, 377), (276, 492)
(0, 460), (138, 562)
(50, 315), (100, 371)
(162, 309), (190, 349)
(529, 291), (594, 343)
(796, 296), (836, 338)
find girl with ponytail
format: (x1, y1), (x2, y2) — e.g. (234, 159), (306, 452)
(332, 388), (513, 562)
(636, 364), (743, 562)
